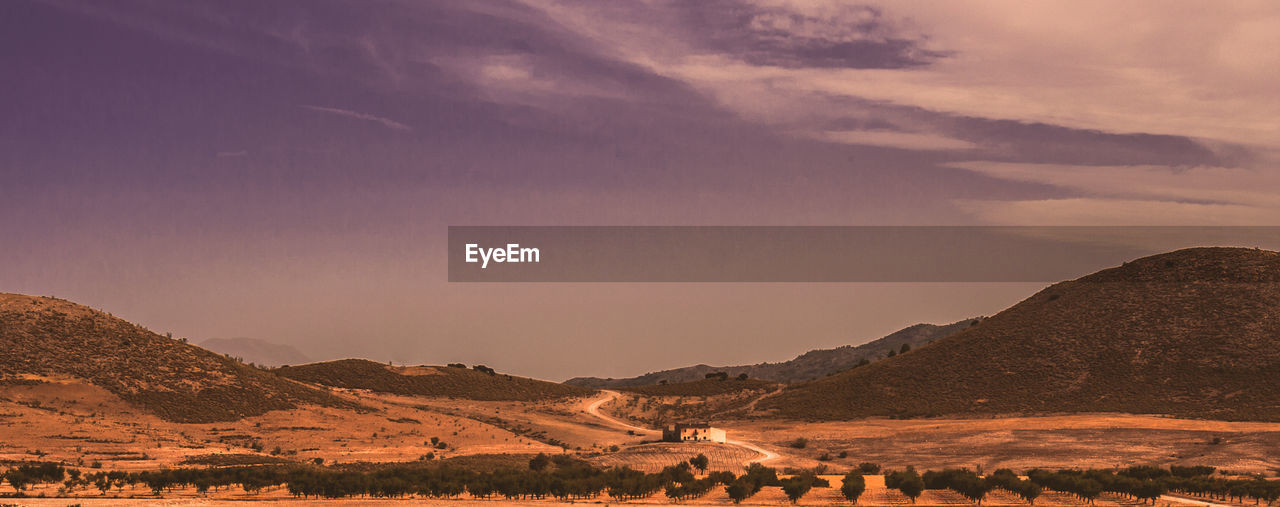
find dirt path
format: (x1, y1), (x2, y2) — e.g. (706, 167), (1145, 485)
(582, 390), (660, 436)
(1160, 494), (1235, 507)
(581, 390), (779, 464)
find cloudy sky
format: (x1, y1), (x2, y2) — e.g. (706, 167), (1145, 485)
(2, 1), (1277, 379)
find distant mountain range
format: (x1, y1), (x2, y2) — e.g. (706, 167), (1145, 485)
(565, 318), (979, 388)
(5, 246), (1279, 425)
(759, 247), (1280, 421)
(200, 337), (311, 367)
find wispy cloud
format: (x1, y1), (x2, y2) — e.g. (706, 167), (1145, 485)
(813, 129), (976, 151)
(300, 105), (412, 131)
(948, 161), (1280, 225)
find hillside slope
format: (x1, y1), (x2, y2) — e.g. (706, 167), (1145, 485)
(759, 247), (1280, 421)
(276, 359), (594, 401)
(0, 294), (356, 422)
(565, 319), (977, 388)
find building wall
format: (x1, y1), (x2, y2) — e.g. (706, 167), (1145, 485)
(665, 425), (727, 443)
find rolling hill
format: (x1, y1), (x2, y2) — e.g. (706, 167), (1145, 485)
(200, 336), (311, 367)
(275, 359), (594, 401)
(0, 293), (357, 423)
(565, 318), (978, 388)
(759, 247), (1280, 421)
(618, 377), (781, 397)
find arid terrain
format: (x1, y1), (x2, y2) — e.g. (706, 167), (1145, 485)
(3, 249), (1280, 504)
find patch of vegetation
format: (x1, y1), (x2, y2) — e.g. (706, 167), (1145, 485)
(619, 378), (779, 397)
(178, 453), (294, 466)
(275, 359), (591, 401)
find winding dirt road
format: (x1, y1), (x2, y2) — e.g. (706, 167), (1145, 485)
(582, 390), (779, 464)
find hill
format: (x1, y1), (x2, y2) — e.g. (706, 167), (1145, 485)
(759, 247), (1280, 421)
(275, 359), (594, 401)
(565, 319), (977, 388)
(618, 377), (780, 397)
(0, 293), (356, 423)
(200, 336), (311, 367)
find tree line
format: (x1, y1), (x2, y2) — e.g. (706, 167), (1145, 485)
(6, 460), (1277, 505)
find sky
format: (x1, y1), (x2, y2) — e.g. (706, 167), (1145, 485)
(1, 1), (1278, 380)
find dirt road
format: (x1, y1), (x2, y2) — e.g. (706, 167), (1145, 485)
(581, 390), (778, 464)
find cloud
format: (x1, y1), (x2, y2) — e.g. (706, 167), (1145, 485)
(523, 0), (1280, 151)
(813, 129), (975, 151)
(948, 162), (1280, 209)
(300, 105), (412, 131)
(680, 1), (948, 69)
(948, 161), (1280, 225)
(954, 198), (1279, 226)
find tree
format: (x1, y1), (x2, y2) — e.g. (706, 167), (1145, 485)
(689, 454), (709, 474)
(781, 476), (813, 504)
(737, 373), (749, 381)
(900, 475), (925, 503)
(887, 468), (924, 503)
(726, 480), (751, 504)
(528, 453), (551, 471)
(841, 472), (866, 502)
(900, 343), (911, 354)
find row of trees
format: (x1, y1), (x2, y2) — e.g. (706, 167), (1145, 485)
(1028, 467), (1280, 505)
(877, 465), (1279, 506)
(8, 460), (1277, 505)
(922, 468), (1040, 505)
(2, 459), (797, 502)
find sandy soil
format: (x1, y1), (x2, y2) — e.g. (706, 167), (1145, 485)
(715, 414), (1280, 473)
(5, 377), (1279, 505)
(0, 379), (563, 470)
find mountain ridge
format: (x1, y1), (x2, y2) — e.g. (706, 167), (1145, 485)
(565, 318), (978, 388)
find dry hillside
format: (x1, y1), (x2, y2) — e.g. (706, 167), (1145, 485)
(275, 359), (594, 401)
(0, 293), (356, 423)
(618, 377), (779, 397)
(760, 247), (1280, 421)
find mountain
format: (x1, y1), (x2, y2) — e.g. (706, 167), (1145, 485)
(759, 247), (1280, 421)
(564, 319), (978, 388)
(276, 359), (594, 401)
(0, 293), (356, 423)
(200, 337), (311, 367)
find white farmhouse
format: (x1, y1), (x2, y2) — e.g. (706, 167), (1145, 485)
(662, 423), (727, 443)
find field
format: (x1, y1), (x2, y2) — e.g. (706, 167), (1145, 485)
(3, 363), (1279, 505)
(0, 378), (568, 471)
(4, 473), (1258, 506)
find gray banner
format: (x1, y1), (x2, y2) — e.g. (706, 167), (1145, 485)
(447, 226), (1280, 282)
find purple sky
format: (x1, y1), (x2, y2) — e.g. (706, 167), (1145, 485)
(2, 1), (1278, 380)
